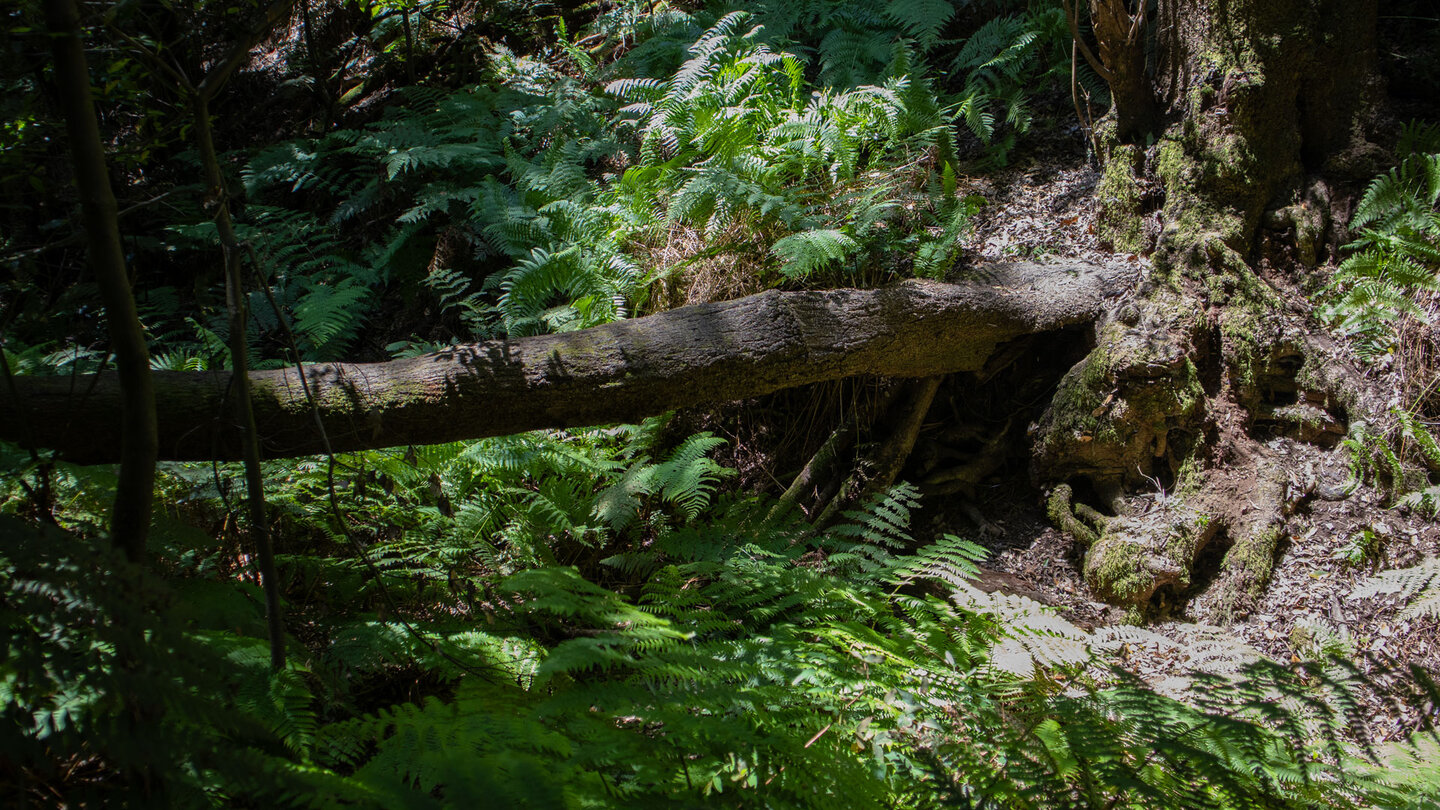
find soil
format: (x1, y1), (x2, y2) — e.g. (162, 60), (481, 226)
(930, 128), (1440, 744)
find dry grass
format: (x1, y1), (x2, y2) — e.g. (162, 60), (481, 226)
(1396, 292), (1440, 416)
(634, 222), (774, 311)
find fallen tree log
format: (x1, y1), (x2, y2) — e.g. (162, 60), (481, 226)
(0, 260), (1135, 463)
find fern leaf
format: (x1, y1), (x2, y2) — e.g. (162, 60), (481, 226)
(1354, 557), (1440, 620)
(293, 278), (370, 360)
(770, 229), (860, 279)
(884, 0), (956, 48)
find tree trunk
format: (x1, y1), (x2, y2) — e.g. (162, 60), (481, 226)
(44, 0), (158, 562)
(1042, 0), (1385, 619)
(0, 261), (1131, 463)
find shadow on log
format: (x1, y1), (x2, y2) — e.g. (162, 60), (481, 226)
(0, 260), (1136, 463)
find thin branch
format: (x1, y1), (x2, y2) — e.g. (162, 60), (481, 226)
(1062, 0), (1116, 84)
(195, 0), (299, 101)
(105, 24), (194, 92)
(2, 192), (184, 263)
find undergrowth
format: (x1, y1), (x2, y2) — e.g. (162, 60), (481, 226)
(4, 429), (1439, 807)
(8, 3), (1440, 807)
(2, 0), (1072, 378)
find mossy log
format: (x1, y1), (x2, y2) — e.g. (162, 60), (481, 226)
(0, 260), (1134, 463)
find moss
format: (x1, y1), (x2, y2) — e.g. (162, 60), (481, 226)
(1047, 484), (1099, 546)
(1174, 456), (1206, 498)
(1042, 341), (1113, 438)
(1154, 138), (1191, 189)
(1218, 303), (1275, 393)
(1083, 498), (1221, 610)
(1204, 522), (1285, 623)
(1046, 483), (1074, 526)
(1272, 403), (1326, 429)
(1096, 144), (1146, 253)
(250, 379), (285, 410)
(1087, 537), (1153, 603)
(1223, 524), (1284, 598)
(1160, 514), (1210, 585)
(1165, 358), (1205, 417)
(1151, 136), (1244, 280)
(1036, 296), (1209, 487)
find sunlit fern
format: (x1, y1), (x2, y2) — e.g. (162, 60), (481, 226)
(1354, 556), (1440, 620)
(1323, 142), (1440, 360)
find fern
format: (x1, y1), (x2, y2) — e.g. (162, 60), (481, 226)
(1341, 408), (1440, 513)
(319, 680), (582, 808)
(890, 532), (988, 590)
(424, 267), (493, 338)
(1323, 144), (1440, 359)
(1342, 418), (1408, 500)
(292, 277), (372, 360)
(592, 431), (733, 531)
(0, 518), (353, 805)
(9, 441), (1427, 807)
(1397, 119), (1440, 157)
(771, 228), (861, 279)
(884, 0), (957, 48)
(1351, 152), (1440, 233)
(495, 246), (635, 335)
(825, 481), (924, 576)
(1354, 557), (1440, 620)
(1361, 733), (1440, 807)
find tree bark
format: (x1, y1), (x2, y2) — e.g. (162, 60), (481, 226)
(1136, 0), (1379, 259)
(1066, 0), (1158, 143)
(1038, 0), (1385, 617)
(44, 0), (158, 562)
(0, 260), (1133, 463)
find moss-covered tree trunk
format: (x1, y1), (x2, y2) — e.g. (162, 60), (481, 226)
(1040, 0), (1385, 620)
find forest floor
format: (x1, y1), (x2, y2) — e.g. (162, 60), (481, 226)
(938, 126), (1440, 743)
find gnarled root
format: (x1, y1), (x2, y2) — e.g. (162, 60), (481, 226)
(1049, 454), (1289, 621)
(1030, 290), (1366, 621)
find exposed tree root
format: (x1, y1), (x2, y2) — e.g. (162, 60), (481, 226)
(1033, 287), (1379, 621)
(1049, 451), (1291, 621)
(816, 376), (942, 528)
(768, 383), (900, 521)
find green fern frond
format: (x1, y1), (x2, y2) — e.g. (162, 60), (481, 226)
(883, 0), (956, 48)
(672, 11), (755, 93)
(770, 228), (861, 279)
(890, 533), (987, 590)
(293, 278), (371, 360)
(1398, 120), (1440, 157)
(955, 89), (996, 143)
(591, 433), (731, 531)
(1361, 733), (1440, 806)
(1352, 152), (1440, 233)
(496, 247), (608, 336)
(648, 433), (732, 519)
(149, 350), (210, 371)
